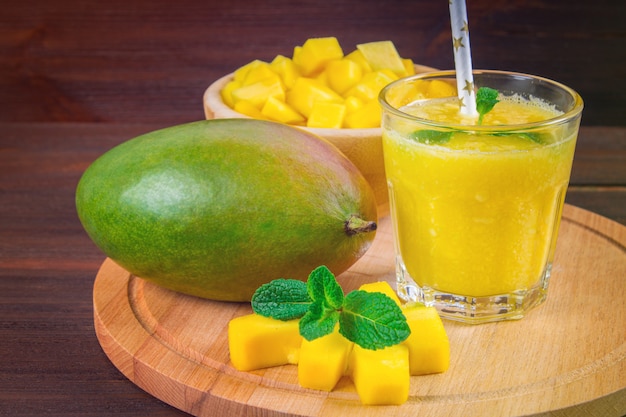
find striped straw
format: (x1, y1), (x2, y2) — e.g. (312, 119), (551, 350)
(449, 0), (477, 117)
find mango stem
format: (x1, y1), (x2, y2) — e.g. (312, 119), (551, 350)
(345, 215), (377, 236)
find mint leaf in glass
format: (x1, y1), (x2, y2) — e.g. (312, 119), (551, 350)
(520, 132), (545, 144)
(476, 87), (499, 125)
(338, 290), (410, 350)
(409, 130), (453, 145)
(251, 278), (311, 321)
(492, 131), (546, 144)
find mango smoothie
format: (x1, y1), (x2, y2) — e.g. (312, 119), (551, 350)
(380, 71), (583, 323)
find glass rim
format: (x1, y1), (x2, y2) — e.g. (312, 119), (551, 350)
(379, 69), (584, 132)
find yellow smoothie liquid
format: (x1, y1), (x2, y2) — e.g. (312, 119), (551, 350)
(383, 96), (577, 300)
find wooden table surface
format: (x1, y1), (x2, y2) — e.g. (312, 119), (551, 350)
(1, 0), (625, 415)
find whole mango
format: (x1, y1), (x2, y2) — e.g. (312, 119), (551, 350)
(76, 119), (377, 301)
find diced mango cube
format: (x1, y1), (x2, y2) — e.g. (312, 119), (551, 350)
(307, 102), (346, 128)
(240, 62), (279, 86)
(427, 79), (457, 98)
(315, 70), (329, 86)
(233, 59), (267, 83)
(228, 314), (302, 372)
(270, 55), (301, 89)
(344, 95), (363, 113)
(402, 58), (416, 76)
(344, 49), (372, 73)
(294, 37), (344, 76)
(402, 305), (450, 375)
(412, 79), (457, 99)
(379, 68), (400, 81)
(345, 70), (397, 102)
(357, 40), (407, 76)
(358, 281), (450, 376)
(233, 100), (266, 119)
(349, 344), (410, 405)
(220, 80), (240, 108)
(386, 82), (422, 108)
(298, 327), (354, 391)
(343, 99), (381, 129)
(286, 77), (343, 118)
(231, 78), (285, 109)
(325, 58), (363, 95)
(358, 281), (401, 306)
(261, 96), (305, 125)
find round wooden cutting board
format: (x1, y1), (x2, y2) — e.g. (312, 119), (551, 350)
(93, 204), (626, 417)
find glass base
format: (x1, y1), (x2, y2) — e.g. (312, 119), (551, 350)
(396, 259), (552, 324)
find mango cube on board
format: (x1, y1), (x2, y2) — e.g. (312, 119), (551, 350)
(298, 327), (354, 392)
(358, 281), (401, 306)
(359, 281), (450, 375)
(403, 305), (450, 375)
(349, 344), (410, 405)
(228, 314), (302, 372)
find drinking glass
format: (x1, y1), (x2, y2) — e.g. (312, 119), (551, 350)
(379, 70), (583, 323)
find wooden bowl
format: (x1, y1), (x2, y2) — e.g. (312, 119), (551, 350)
(202, 64), (437, 207)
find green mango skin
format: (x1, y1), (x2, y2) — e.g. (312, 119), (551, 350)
(76, 119), (377, 301)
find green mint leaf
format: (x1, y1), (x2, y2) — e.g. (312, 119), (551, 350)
(251, 279), (311, 321)
(492, 132), (546, 144)
(520, 132), (544, 144)
(338, 290), (410, 350)
(299, 300), (340, 341)
(307, 265), (344, 310)
(409, 130), (453, 145)
(476, 87), (499, 125)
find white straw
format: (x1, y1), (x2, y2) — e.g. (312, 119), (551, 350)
(449, 0), (477, 117)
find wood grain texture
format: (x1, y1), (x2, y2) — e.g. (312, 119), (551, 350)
(1, 0), (624, 126)
(93, 205), (626, 417)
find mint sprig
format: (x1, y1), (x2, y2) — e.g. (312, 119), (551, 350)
(299, 301), (340, 341)
(251, 266), (410, 350)
(307, 265), (344, 309)
(476, 87), (499, 125)
(250, 278), (311, 320)
(339, 290), (411, 350)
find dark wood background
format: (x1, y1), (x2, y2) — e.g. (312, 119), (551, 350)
(1, 1), (625, 416)
(2, 0), (625, 126)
